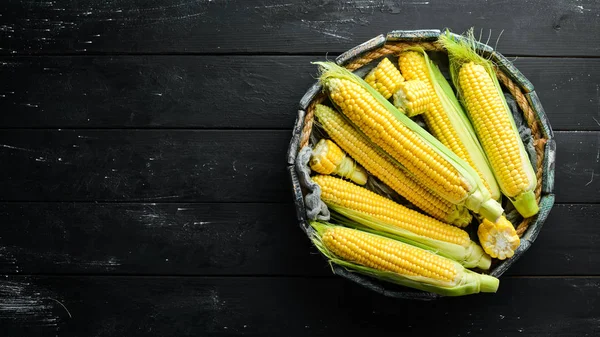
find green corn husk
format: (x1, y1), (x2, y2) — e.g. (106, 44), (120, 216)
(314, 61), (503, 222)
(314, 104), (473, 227)
(310, 221), (500, 297)
(438, 29), (538, 217)
(422, 49), (501, 201)
(326, 201), (491, 270)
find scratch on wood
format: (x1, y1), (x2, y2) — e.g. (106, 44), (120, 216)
(0, 144), (34, 152)
(49, 298), (72, 318)
(586, 170), (594, 186)
(0, 281), (58, 327)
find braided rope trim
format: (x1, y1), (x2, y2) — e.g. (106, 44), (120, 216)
(299, 41), (547, 237)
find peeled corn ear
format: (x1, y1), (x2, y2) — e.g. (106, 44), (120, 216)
(314, 104), (472, 227)
(312, 175), (490, 269)
(310, 138), (368, 185)
(315, 61), (503, 222)
(364, 57), (404, 99)
(310, 221), (500, 296)
(439, 30), (539, 218)
(477, 216), (520, 260)
(392, 80), (432, 117)
(398, 49), (501, 201)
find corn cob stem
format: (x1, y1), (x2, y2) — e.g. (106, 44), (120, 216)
(439, 30), (539, 218)
(310, 221), (500, 296)
(312, 175), (491, 269)
(314, 104), (472, 227)
(315, 61), (503, 222)
(310, 139), (368, 185)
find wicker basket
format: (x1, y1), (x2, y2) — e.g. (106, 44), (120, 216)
(286, 29), (556, 299)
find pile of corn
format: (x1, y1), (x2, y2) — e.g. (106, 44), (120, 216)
(306, 31), (539, 296)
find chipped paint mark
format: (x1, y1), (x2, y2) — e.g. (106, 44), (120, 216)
(298, 18), (364, 41)
(574, 5), (591, 14)
(257, 3), (292, 9)
(77, 135), (98, 139)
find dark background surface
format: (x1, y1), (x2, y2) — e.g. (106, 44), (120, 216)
(1, 1), (599, 336)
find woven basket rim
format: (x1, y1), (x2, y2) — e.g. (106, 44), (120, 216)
(288, 29), (556, 299)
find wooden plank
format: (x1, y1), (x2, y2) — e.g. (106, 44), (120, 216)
(0, 130), (595, 203)
(2, 276), (599, 336)
(0, 56), (597, 130)
(554, 131), (600, 203)
(0, 203), (595, 276)
(0, 202), (325, 276)
(511, 58), (600, 131)
(0, 130), (290, 202)
(0, 56), (311, 129)
(506, 204), (600, 276)
(1, 0), (599, 56)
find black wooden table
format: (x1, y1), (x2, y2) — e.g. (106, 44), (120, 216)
(1, 1), (599, 336)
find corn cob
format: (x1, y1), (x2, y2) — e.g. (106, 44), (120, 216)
(364, 58), (404, 99)
(311, 221), (500, 296)
(398, 50), (501, 201)
(309, 139), (368, 185)
(315, 61), (503, 222)
(439, 31), (539, 218)
(314, 104), (472, 227)
(477, 216), (520, 260)
(392, 79), (432, 117)
(312, 175), (490, 269)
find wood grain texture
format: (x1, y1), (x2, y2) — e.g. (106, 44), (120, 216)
(2, 276), (599, 336)
(0, 202), (325, 276)
(0, 130), (290, 202)
(1, 0), (598, 56)
(0, 56), (308, 129)
(0, 130), (595, 202)
(0, 203), (595, 276)
(0, 56), (597, 130)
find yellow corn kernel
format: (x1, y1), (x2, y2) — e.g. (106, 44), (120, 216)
(317, 61), (503, 222)
(398, 51), (499, 200)
(311, 222), (500, 296)
(313, 175), (471, 247)
(327, 77), (469, 203)
(323, 225), (458, 282)
(458, 62), (537, 216)
(477, 216), (520, 260)
(309, 138), (368, 185)
(439, 31), (539, 218)
(364, 58), (404, 99)
(392, 80), (433, 117)
(315, 104), (472, 227)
